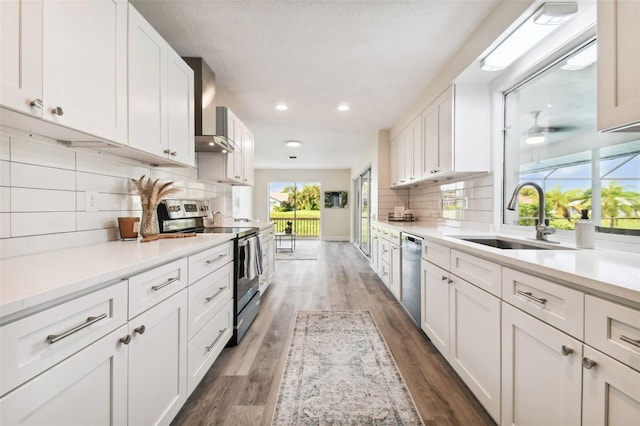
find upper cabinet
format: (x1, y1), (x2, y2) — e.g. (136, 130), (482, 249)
(242, 128), (255, 186)
(391, 84), (490, 188)
(597, 0), (640, 132)
(1, 0), (128, 144)
(128, 4), (195, 167)
(421, 84), (490, 181)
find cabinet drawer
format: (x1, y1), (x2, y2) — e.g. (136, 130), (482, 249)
(389, 227), (402, 245)
(423, 239), (450, 269)
(188, 241), (233, 284)
(379, 225), (390, 240)
(260, 227), (274, 240)
(187, 298), (233, 394)
(585, 295), (640, 371)
(450, 250), (501, 297)
(380, 261), (390, 287)
(502, 268), (584, 339)
(1, 281), (127, 396)
(188, 262), (233, 340)
(129, 258), (187, 319)
(381, 239), (391, 264)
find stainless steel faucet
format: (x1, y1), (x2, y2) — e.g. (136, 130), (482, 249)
(507, 182), (557, 242)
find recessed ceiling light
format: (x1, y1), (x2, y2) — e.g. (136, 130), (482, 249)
(275, 104), (288, 111)
(285, 140), (301, 147)
(337, 104), (350, 111)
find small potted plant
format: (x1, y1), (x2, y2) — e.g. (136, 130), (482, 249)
(285, 221), (293, 234)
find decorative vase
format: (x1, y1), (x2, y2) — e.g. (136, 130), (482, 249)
(140, 206), (159, 237)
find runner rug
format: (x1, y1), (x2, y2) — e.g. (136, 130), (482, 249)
(272, 310), (424, 425)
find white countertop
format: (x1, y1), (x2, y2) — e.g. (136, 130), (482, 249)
(0, 234), (234, 320)
(383, 221), (640, 306)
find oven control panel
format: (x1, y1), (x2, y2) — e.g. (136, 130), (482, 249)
(159, 199), (209, 219)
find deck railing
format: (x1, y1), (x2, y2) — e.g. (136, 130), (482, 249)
(270, 217), (320, 237)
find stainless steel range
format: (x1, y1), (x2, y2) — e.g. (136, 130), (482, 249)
(157, 199), (261, 346)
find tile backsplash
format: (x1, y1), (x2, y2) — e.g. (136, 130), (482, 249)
(0, 128), (232, 258)
(381, 173), (493, 224)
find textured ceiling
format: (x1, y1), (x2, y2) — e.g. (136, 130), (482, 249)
(131, 0), (500, 169)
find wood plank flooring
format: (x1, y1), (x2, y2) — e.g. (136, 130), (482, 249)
(171, 241), (495, 426)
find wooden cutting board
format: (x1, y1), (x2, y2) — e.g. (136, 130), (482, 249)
(140, 233), (197, 243)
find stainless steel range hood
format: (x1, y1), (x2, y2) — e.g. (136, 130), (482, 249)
(182, 57), (237, 153)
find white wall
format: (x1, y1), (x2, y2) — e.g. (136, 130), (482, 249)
(253, 168), (351, 241)
(0, 127), (233, 258)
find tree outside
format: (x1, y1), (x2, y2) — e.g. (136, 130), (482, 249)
(269, 182), (321, 236)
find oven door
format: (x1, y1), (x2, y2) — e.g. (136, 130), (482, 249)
(235, 234), (261, 312)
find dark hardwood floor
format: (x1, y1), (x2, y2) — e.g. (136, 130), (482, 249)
(172, 241), (495, 426)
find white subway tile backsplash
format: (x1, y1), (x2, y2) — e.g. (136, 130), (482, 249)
(11, 212), (76, 237)
(1, 229), (116, 258)
(76, 192), (141, 212)
(77, 210), (138, 231)
(76, 151), (150, 179)
(0, 213), (9, 238)
(11, 163), (76, 191)
(77, 172), (132, 194)
(0, 160), (10, 186)
(0, 187), (9, 212)
(1, 135), (10, 161)
(10, 136), (76, 170)
(11, 188), (76, 212)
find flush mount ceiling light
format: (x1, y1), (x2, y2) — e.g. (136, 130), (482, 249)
(480, 2), (578, 72)
(337, 104), (350, 111)
(561, 43), (597, 70)
(285, 140), (301, 148)
(275, 104), (288, 111)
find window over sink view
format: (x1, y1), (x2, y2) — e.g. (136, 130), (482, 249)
(503, 40), (640, 235)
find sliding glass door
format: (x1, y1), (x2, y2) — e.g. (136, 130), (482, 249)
(354, 168), (371, 256)
(269, 181), (321, 238)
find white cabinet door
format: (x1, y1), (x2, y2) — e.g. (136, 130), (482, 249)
(421, 259), (450, 358)
(410, 115), (422, 183)
(1, 0), (43, 116)
(268, 236), (276, 283)
(436, 87), (453, 175)
(582, 345), (640, 426)
(449, 277), (500, 422)
(389, 243), (402, 300)
(421, 102), (438, 177)
(242, 128), (254, 185)
(232, 119), (244, 182)
(0, 325), (128, 426)
(129, 289), (188, 426)
(42, 0), (127, 144)
(166, 48), (195, 167)
(597, 0), (640, 132)
(501, 302), (582, 425)
(128, 3), (167, 157)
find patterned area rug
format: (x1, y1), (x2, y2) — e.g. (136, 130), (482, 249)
(272, 311), (424, 425)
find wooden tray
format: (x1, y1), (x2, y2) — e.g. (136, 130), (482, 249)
(140, 233), (197, 243)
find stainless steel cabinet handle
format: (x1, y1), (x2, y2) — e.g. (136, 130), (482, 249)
(620, 335), (640, 348)
(46, 313), (108, 344)
(170, 151), (177, 156)
(447, 278), (453, 284)
(120, 335), (131, 345)
(441, 275), (448, 281)
(134, 325), (146, 335)
(516, 289), (547, 305)
(582, 357), (596, 369)
(151, 276), (180, 291)
(205, 286), (227, 302)
(163, 149), (171, 154)
(30, 98), (43, 109)
(51, 106), (64, 116)
(205, 254), (227, 264)
(206, 329), (227, 352)
(235, 175), (241, 179)
(561, 345), (573, 356)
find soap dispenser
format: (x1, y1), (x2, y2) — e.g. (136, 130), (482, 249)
(575, 209), (595, 249)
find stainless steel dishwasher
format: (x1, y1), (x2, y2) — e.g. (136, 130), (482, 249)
(401, 233), (423, 326)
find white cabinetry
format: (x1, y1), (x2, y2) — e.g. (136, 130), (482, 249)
(390, 118), (421, 188)
(372, 223), (401, 298)
(597, 0), (640, 132)
(128, 3), (194, 167)
(242, 128), (255, 185)
(260, 226), (276, 294)
(501, 302), (583, 425)
(420, 240), (501, 421)
(1, 0), (128, 144)
(388, 227), (402, 300)
(420, 84), (490, 181)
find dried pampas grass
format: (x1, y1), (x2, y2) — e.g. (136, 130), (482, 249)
(130, 175), (179, 209)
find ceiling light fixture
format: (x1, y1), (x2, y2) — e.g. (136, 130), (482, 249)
(480, 2), (578, 72)
(560, 43), (597, 70)
(285, 140), (301, 147)
(275, 104), (288, 111)
(526, 111), (547, 144)
(337, 104), (350, 111)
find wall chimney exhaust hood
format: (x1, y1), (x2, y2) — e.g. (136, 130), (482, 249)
(182, 57), (237, 153)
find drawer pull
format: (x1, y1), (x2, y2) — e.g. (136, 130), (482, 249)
(46, 313), (108, 344)
(205, 286), (227, 302)
(516, 290), (547, 305)
(620, 335), (640, 348)
(582, 357), (597, 369)
(151, 276), (180, 291)
(441, 275), (448, 281)
(561, 345), (574, 356)
(206, 254), (227, 264)
(206, 328), (227, 352)
(134, 325), (146, 335)
(120, 335), (131, 345)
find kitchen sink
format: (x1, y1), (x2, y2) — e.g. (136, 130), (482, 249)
(453, 236), (574, 250)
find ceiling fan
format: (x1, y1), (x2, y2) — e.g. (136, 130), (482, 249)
(525, 111), (557, 144)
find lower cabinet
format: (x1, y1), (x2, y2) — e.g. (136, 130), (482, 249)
(421, 259), (450, 356)
(0, 325), (129, 425)
(259, 227), (276, 294)
(128, 289), (188, 426)
(389, 240), (402, 300)
(582, 345), (640, 425)
(501, 302), (582, 425)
